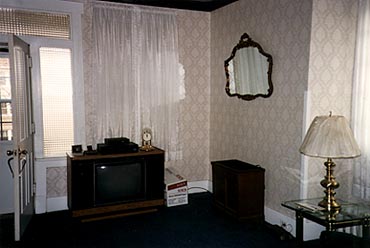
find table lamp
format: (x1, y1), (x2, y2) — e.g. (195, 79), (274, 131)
(299, 113), (360, 211)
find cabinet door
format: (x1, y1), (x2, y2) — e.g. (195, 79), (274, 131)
(72, 162), (94, 209)
(225, 172), (238, 214)
(212, 165), (226, 207)
(145, 154), (164, 200)
(238, 171), (264, 218)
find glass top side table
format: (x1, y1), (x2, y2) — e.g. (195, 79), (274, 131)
(282, 198), (370, 247)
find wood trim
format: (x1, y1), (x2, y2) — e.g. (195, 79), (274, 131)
(67, 147), (164, 161)
(72, 199), (164, 218)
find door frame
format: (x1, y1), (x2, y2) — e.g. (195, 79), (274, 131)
(0, 0), (85, 215)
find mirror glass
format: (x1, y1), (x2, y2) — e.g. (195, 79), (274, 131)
(225, 33), (273, 101)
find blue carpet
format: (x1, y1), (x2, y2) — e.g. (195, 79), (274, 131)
(1, 192), (321, 247)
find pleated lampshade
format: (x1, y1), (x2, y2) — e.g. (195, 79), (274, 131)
(300, 115), (361, 159)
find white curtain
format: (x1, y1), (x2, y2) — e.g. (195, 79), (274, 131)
(91, 2), (182, 160)
(352, 0), (370, 201)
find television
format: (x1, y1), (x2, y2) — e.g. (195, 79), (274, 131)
(67, 150), (165, 213)
(94, 159), (146, 206)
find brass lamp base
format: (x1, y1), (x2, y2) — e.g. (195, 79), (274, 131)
(318, 158), (341, 212)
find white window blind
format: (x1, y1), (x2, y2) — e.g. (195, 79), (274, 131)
(0, 8), (70, 39)
(39, 47), (73, 157)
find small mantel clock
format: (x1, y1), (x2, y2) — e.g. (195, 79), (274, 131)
(140, 128), (154, 151)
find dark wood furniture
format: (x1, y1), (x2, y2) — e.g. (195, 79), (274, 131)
(67, 148), (165, 221)
(211, 159), (265, 222)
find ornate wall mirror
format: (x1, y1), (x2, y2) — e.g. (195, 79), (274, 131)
(225, 33), (273, 101)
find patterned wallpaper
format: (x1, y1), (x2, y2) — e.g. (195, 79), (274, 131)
(47, 167), (67, 198)
(47, 0), (359, 218)
(210, 0), (312, 215)
(210, 0), (358, 215)
(306, 0), (358, 199)
(166, 10), (211, 182)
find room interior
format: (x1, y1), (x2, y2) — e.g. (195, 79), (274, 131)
(1, 0), (369, 245)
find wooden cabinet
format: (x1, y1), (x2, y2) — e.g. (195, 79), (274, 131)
(67, 148), (165, 220)
(211, 159), (265, 222)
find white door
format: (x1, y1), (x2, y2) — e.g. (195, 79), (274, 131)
(7, 35), (35, 241)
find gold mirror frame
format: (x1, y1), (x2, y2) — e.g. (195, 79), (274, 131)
(225, 33), (273, 101)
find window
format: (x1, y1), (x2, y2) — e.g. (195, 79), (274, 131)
(0, 8), (70, 39)
(39, 47), (73, 157)
(0, 1), (84, 158)
(0, 52), (12, 141)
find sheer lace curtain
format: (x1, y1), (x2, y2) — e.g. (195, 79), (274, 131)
(91, 2), (182, 160)
(352, 0), (370, 201)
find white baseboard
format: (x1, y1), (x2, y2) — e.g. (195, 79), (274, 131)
(264, 206), (296, 235)
(264, 206), (325, 241)
(35, 195), (47, 214)
(188, 180), (212, 194)
(302, 221), (325, 241)
(46, 196), (68, 212)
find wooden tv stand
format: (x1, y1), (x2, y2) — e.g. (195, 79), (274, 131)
(67, 148), (165, 221)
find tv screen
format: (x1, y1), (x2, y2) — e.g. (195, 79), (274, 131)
(94, 159), (146, 206)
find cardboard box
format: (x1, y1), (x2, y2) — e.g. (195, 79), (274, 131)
(165, 167), (188, 207)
